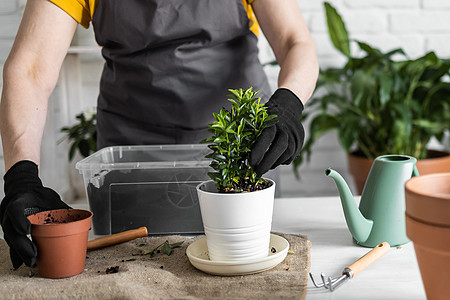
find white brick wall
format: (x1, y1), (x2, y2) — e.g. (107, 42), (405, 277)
(0, 0), (449, 199)
(343, 0), (420, 9)
(423, 0), (450, 9)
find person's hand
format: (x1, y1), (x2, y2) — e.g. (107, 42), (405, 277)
(250, 88), (305, 175)
(0, 160), (70, 269)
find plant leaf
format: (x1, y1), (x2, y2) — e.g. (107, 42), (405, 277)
(378, 72), (393, 107)
(162, 241), (173, 256)
(170, 241), (184, 248)
(324, 2), (351, 57)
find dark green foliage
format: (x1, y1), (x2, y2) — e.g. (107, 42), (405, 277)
(60, 110), (97, 161)
(293, 2), (450, 175)
(202, 87), (277, 193)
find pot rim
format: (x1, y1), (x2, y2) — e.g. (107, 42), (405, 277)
(349, 149), (450, 160)
(196, 179), (275, 196)
(28, 209), (93, 226)
(405, 172), (450, 201)
(28, 209), (93, 237)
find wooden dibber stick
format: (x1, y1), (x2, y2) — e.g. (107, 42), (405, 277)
(87, 227), (148, 251)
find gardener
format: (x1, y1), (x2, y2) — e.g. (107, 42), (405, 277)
(0, 0), (318, 269)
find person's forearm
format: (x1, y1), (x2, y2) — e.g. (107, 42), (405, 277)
(0, 0), (78, 273)
(277, 40), (318, 104)
(252, 0), (319, 105)
(0, 0), (77, 172)
(0, 61), (51, 171)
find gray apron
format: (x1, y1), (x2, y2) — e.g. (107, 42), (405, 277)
(91, 0), (271, 148)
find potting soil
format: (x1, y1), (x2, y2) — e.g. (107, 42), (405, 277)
(86, 168), (207, 235)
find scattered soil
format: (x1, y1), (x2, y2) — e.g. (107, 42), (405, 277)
(105, 266), (119, 274)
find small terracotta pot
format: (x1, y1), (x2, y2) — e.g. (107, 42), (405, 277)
(27, 209), (93, 279)
(405, 214), (450, 300)
(405, 173), (450, 226)
(348, 150), (450, 194)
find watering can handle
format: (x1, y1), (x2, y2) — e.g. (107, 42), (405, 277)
(346, 242), (391, 278)
(412, 165), (419, 177)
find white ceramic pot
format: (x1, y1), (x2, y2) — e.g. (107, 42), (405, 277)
(196, 179), (275, 261)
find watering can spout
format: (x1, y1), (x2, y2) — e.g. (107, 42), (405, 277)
(326, 168), (374, 244)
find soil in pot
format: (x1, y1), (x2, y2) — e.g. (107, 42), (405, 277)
(348, 150), (450, 194)
(27, 209), (93, 279)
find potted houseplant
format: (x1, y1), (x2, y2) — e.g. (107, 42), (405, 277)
(60, 107), (97, 162)
(293, 2), (450, 193)
(59, 107), (98, 199)
(197, 87), (277, 261)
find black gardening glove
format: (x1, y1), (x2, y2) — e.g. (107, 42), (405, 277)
(250, 88), (305, 175)
(0, 160), (70, 269)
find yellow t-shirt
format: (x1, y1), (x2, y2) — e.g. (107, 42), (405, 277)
(49, 0), (260, 35)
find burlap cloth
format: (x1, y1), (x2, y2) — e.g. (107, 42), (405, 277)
(0, 233), (311, 299)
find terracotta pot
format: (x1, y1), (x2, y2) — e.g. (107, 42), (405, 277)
(405, 214), (450, 300)
(348, 150), (450, 194)
(27, 209), (93, 279)
(347, 153), (373, 195)
(405, 173), (450, 226)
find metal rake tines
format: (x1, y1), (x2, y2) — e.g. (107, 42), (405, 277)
(309, 272), (349, 292)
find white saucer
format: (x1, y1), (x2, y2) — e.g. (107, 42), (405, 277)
(186, 234), (289, 276)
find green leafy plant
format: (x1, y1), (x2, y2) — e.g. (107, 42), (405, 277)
(202, 87), (277, 193)
(59, 107), (97, 161)
(293, 2), (450, 173)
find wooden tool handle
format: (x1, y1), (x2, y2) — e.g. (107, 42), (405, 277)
(347, 242), (390, 277)
(87, 227), (148, 251)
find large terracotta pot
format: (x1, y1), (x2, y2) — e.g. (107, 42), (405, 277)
(406, 214), (450, 300)
(405, 173), (450, 300)
(27, 209), (93, 279)
(348, 150), (450, 194)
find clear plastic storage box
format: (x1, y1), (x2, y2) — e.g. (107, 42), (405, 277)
(76, 144), (212, 236)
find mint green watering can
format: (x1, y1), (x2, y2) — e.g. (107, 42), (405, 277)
(327, 154), (419, 247)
